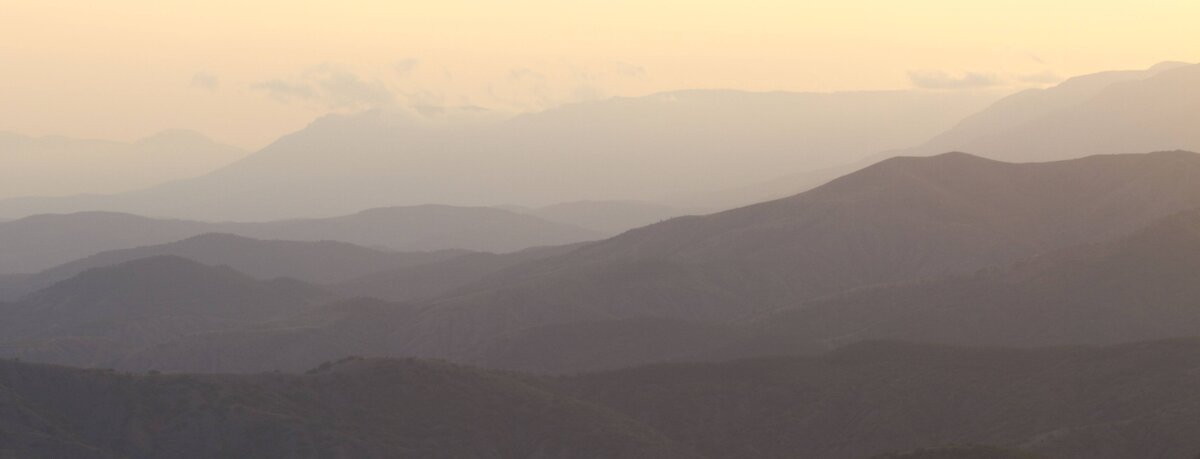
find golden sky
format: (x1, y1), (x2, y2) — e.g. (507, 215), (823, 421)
(1, 0), (1197, 149)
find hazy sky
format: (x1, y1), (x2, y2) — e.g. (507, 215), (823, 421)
(2, 0), (1197, 149)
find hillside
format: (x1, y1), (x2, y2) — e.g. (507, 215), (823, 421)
(396, 151), (1200, 357)
(19, 233), (465, 295)
(0, 129), (246, 199)
(912, 62), (1200, 162)
(0, 205), (600, 274)
(557, 340), (1200, 459)
(0, 357), (697, 458)
(6, 340), (1200, 458)
(0, 256), (334, 367)
(0, 89), (1003, 221)
(758, 206), (1200, 349)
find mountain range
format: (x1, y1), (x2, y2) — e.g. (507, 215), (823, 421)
(14, 150), (1200, 374)
(0, 129), (245, 199)
(0, 256), (335, 368)
(0, 89), (1004, 220)
(676, 61), (1200, 209)
(4, 339), (1200, 458)
(0, 205), (601, 275)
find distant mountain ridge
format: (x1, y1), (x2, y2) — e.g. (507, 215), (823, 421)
(387, 151), (1200, 359)
(682, 61), (1200, 210)
(0, 256), (335, 367)
(756, 204), (1200, 349)
(8, 150), (1200, 375)
(0, 129), (245, 199)
(0, 205), (601, 274)
(0, 89), (1003, 220)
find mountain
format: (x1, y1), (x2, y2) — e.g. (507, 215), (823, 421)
(0, 205), (600, 275)
(331, 242), (587, 302)
(0, 357), (697, 459)
(0, 256), (334, 367)
(870, 446), (1049, 459)
(0, 129), (246, 199)
(7, 340), (1200, 458)
(518, 200), (690, 234)
(910, 61), (1200, 162)
(87, 151), (1200, 373)
(0, 89), (1004, 221)
(10, 233), (466, 298)
(694, 62), (1200, 211)
(34, 150), (1200, 375)
(758, 206), (1200, 349)
(117, 298), (421, 373)
(226, 205), (602, 253)
(0, 212), (212, 275)
(556, 339), (1200, 458)
(395, 151), (1200, 358)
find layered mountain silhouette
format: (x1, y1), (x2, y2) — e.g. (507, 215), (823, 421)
(331, 242), (586, 302)
(0, 129), (245, 199)
(514, 200), (690, 234)
(70, 150), (1200, 374)
(0, 205), (600, 274)
(0, 256), (334, 367)
(10, 233), (465, 298)
(5, 340), (1200, 458)
(687, 61), (1200, 209)
(394, 151), (1200, 358)
(0, 89), (1001, 220)
(758, 205), (1200, 348)
(908, 61), (1200, 162)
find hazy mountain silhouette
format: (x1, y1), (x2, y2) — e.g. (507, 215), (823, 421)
(394, 151), (1200, 358)
(759, 206), (1200, 348)
(910, 61), (1200, 162)
(0, 256), (334, 367)
(117, 298), (420, 373)
(0, 129), (245, 199)
(20, 150), (1200, 375)
(6, 340), (1200, 458)
(517, 200), (690, 234)
(13, 233), (466, 297)
(0, 205), (600, 274)
(0, 212), (214, 275)
(692, 62), (1199, 210)
(225, 204), (602, 253)
(0, 89), (1002, 221)
(331, 242), (586, 302)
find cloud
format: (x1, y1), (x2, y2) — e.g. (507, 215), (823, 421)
(251, 66), (395, 109)
(251, 79), (317, 103)
(395, 58), (421, 77)
(312, 69), (395, 109)
(190, 72), (219, 91)
(908, 70), (1004, 90)
(1017, 71), (1063, 85)
(614, 62), (647, 78)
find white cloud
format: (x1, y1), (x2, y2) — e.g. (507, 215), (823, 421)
(908, 70), (1004, 90)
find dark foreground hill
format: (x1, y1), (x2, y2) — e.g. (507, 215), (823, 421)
(5, 340), (1200, 458)
(0, 357), (697, 459)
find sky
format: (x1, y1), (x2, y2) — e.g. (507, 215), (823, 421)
(1, 0), (1197, 149)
